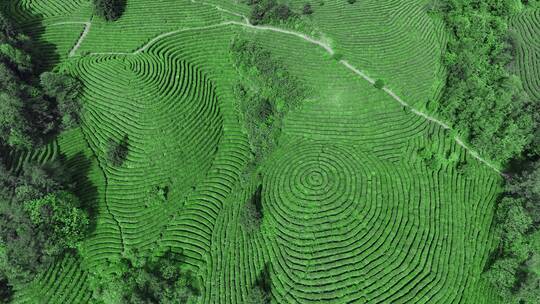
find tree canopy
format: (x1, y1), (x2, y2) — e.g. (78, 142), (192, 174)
(0, 11), (87, 296)
(434, 0), (538, 165)
(0, 11), (82, 149)
(91, 250), (201, 303)
(0, 160), (89, 285)
(93, 0), (126, 21)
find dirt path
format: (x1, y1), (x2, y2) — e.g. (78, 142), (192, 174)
(54, 1), (503, 175)
(51, 21), (91, 57)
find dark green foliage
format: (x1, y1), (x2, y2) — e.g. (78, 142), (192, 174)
(0, 12), (83, 149)
(246, 0), (296, 25)
(241, 184), (263, 233)
(347, 0), (357, 3)
(0, 160), (88, 284)
(93, 0), (126, 21)
(232, 39), (306, 165)
(0, 273), (12, 303)
(434, 1), (538, 165)
(486, 160), (540, 303)
(247, 263), (272, 303)
(107, 135), (129, 166)
(374, 79), (385, 89)
(331, 53), (344, 61)
(303, 3), (314, 15)
(506, 162), (540, 223)
(91, 250), (200, 303)
(246, 287), (269, 304)
(40, 72), (83, 130)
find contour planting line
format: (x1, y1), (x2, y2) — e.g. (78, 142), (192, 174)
(57, 4), (502, 175)
(187, 0), (503, 175)
(190, 0), (250, 24)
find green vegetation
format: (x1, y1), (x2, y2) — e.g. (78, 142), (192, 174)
(302, 3), (314, 15)
(231, 38), (306, 165)
(374, 79), (385, 89)
(0, 9), (86, 298)
(3, 0), (539, 303)
(93, 0), (126, 21)
(240, 184), (263, 233)
(0, 160), (88, 285)
(91, 250), (200, 303)
(510, 6), (540, 157)
(434, 0), (538, 165)
(106, 136), (129, 167)
(486, 161), (540, 303)
(40, 72), (83, 130)
(246, 0), (296, 25)
(0, 11), (82, 148)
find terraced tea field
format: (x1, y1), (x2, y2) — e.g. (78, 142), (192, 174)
(511, 7), (540, 102)
(2, 0), (511, 303)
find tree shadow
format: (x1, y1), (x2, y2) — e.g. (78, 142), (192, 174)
(60, 151), (99, 234)
(11, 11), (61, 74)
(116, 0), (128, 20)
(251, 183), (264, 219)
(107, 134), (129, 167)
(253, 263), (272, 303)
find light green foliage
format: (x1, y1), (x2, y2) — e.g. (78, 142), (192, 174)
(1, 0), (522, 303)
(25, 191), (89, 255)
(232, 38), (306, 165)
(435, 0), (537, 165)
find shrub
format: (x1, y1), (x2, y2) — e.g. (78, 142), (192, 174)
(241, 184), (264, 233)
(106, 135), (129, 166)
(246, 0), (296, 25)
(40, 72), (82, 130)
(303, 3), (314, 15)
(347, 0), (357, 3)
(331, 53), (344, 61)
(434, 1), (537, 164)
(231, 39), (306, 165)
(374, 79), (385, 89)
(0, 161), (88, 284)
(93, 0), (126, 21)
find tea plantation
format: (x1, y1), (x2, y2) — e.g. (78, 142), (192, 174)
(0, 0), (538, 303)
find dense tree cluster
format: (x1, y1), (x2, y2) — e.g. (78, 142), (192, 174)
(0, 11), (87, 298)
(245, 0), (296, 25)
(434, 0), (538, 165)
(231, 39), (306, 165)
(432, 1), (540, 302)
(0, 160), (89, 285)
(0, 11), (82, 149)
(91, 250), (200, 303)
(93, 0), (126, 21)
(486, 162), (540, 303)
